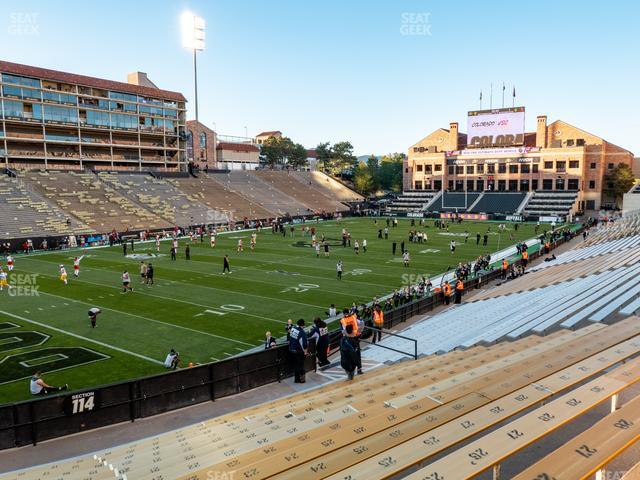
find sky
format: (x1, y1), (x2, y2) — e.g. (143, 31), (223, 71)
(1, 0), (638, 156)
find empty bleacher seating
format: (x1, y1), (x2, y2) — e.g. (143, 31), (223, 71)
(97, 172), (226, 226)
(0, 173), (93, 238)
(167, 174), (273, 221)
(255, 171), (348, 213)
(291, 171), (363, 203)
(469, 191), (527, 213)
(209, 171), (311, 216)
(21, 170), (171, 232)
(523, 190), (579, 217)
(387, 190), (438, 213)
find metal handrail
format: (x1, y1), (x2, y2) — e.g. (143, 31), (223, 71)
(359, 326), (418, 360)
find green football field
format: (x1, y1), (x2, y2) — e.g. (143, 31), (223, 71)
(0, 217), (548, 403)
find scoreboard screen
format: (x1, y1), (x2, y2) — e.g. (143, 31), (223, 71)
(467, 107), (525, 147)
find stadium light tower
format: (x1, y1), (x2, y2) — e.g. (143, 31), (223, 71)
(181, 11), (206, 122)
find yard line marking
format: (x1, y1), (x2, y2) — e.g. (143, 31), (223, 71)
(29, 290), (256, 347)
(223, 352), (232, 356)
(16, 266), (286, 327)
(0, 310), (163, 366)
(23, 257), (326, 310)
(234, 347), (245, 352)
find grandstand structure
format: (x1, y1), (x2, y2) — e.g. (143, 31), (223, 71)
(5, 213), (640, 479)
(0, 168), (360, 238)
(405, 111), (634, 215)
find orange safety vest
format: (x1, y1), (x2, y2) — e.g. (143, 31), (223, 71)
(443, 283), (452, 296)
(341, 314), (359, 335)
(502, 259), (508, 270)
(545, 242), (550, 249)
(522, 251), (528, 260)
(373, 310), (384, 326)
(456, 280), (464, 291)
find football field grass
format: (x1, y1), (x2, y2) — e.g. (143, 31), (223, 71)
(0, 217), (548, 402)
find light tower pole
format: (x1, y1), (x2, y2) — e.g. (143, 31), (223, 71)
(181, 11), (206, 122)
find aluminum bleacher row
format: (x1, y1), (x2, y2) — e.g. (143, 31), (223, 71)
(365, 234), (640, 364)
(0, 170), (356, 237)
(4, 317), (640, 480)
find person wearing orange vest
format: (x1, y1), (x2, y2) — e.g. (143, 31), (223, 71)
(341, 308), (359, 336)
(522, 250), (529, 268)
(372, 304), (384, 343)
(455, 278), (464, 304)
(544, 241), (551, 254)
(501, 258), (509, 279)
(443, 281), (453, 305)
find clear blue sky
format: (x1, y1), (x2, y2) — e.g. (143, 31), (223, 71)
(1, 0), (638, 156)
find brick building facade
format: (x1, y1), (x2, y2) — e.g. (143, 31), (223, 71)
(406, 115), (634, 210)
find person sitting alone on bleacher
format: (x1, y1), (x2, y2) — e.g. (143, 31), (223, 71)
(340, 324), (359, 381)
(164, 349), (180, 369)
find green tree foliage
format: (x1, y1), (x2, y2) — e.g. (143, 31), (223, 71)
(604, 163), (636, 204)
(352, 152), (406, 194)
(260, 136), (308, 168)
(315, 142), (332, 172)
(353, 162), (374, 195)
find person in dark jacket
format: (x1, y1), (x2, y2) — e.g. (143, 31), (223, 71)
(309, 317), (330, 367)
(264, 331), (277, 349)
(340, 324), (359, 380)
(288, 319), (308, 383)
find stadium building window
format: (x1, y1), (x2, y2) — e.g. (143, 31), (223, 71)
(568, 179), (579, 190)
(455, 166), (464, 175)
(508, 180), (517, 191)
(608, 163), (614, 169)
(497, 180), (506, 191)
(434, 164), (442, 172)
(508, 164), (518, 174)
(199, 132), (207, 149)
(542, 179), (553, 190)
(425, 165), (432, 174)
(466, 180), (474, 191)
(521, 164), (530, 174)
(544, 161), (553, 169)
(487, 164), (495, 173)
(576, 138), (585, 146)
(589, 180), (596, 189)
(448, 166), (454, 175)
(569, 160), (579, 169)
(532, 179), (539, 190)
(498, 164), (506, 174)
(414, 181), (423, 189)
(590, 162), (596, 169)
(532, 164), (539, 173)
(416, 164), (423, 172)
(448, 180), (454, 190)
(476, 164), (484, 173)
(520, 179), (529, 191)
(556, 161), (566, 173)
(466, 165), (474, 174)
(476, 179), (484, 190)
(555, 178), (565, 190)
